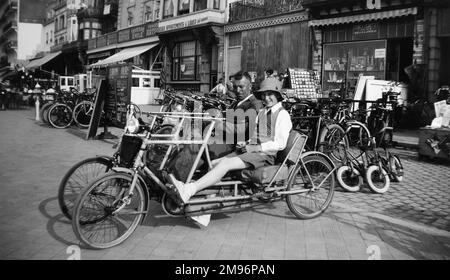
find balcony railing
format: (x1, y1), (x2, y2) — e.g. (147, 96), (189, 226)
(229, 0), (303, 23)
(87, 21), (159, 50)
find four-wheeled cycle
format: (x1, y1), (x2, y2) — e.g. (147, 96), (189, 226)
(70, 114), (336, 249)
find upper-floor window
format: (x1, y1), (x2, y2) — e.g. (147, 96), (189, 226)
(46, 32), (49, 44)
(50, 30), (53, 42)
(60, 15), (65, 29)
(144, 1), (155, 22)
(213, 0), (220, 9)
(178, 0), (190, 16)
(194, 0), (207, 12)
(163, 0), (174, 19)
(127, 8), (134, 26)
(55, 18), (59, 30)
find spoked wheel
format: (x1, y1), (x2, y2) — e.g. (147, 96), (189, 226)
(319, 124), (349, 163)
(40, 102), (54, 124)
(336, 165), (362, 192)
(72, 172), (146, 249)
(48, 103), (73, 129)
(58, 156), (115, 220)
(286, 154), (335, 219)
(365, 165), (390, 194)
(389, 155), (403, 182)
(146, 125), (174, 168)
(72, 101), (94, 128)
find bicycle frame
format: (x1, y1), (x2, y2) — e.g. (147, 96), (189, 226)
(111, 114), (336, 217)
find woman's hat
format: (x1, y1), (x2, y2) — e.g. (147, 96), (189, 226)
(254, 77), (283, 101)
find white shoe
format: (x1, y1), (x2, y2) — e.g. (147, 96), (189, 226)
(168, 174), (195, 204)
(190, 214), (211, 227)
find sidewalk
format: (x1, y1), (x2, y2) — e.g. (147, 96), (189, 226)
(0, 108), (449, 260)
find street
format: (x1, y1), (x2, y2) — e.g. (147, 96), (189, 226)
(0, 108), (449, 260)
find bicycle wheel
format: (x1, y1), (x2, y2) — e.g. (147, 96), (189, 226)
(336, 165), (362, 192)
(389, 155), (403, 182)
(72, 101), (94, 129)
(286, 154), (335, 219)
(365, 165), (390, 194)
(72, 172), (146, 249)
(48, 103), (73, 129)
(40, 102), (53, 124)
(58, 156), (114, 220)
(319, 124), (348, 163)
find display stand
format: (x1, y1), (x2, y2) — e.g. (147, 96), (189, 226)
(419, 127), (450, 161)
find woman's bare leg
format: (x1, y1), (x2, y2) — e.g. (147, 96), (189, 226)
(191, 157), (247, 193)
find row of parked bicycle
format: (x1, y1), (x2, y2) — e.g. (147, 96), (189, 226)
(38, 87), (97, 129)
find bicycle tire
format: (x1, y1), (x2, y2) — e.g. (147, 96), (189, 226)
(72, 172), (146, 249)
(48, 103), (73, 129)
(319, 124), (349, 163)
(40, 102), (54, 124)
(389, 155), (403, 182)
(72, 101), (94, 129)
(365, 165), (390, 194)
(58, 156), (115, 220)
(336, 165), (362, 192)
(286, 154), (335, 219)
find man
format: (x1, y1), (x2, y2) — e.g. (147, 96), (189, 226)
(208, 71), (263, 159)
(167, 78), (292, 227)
(209, 78), (227, 97)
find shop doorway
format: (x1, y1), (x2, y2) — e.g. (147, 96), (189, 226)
(386, 38), (413, 83)
(440, 37), (450, 86)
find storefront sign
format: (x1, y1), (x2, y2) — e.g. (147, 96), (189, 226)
(131, 26), (145, 40)
(159, 17), (209, 33)
(146, 22), (158, 36)
(118, 29), (130, 42)
(353, 23), (379, 40)
(96, 35), (107, 48)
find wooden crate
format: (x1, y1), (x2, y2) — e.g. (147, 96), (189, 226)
(418, 127), (450, 161)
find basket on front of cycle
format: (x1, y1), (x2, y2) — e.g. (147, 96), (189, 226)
(70, 113), (337, 249)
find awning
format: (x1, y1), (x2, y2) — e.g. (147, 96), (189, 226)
(90, 43), (158, 67)
(309, 7), (417, 27)
(25, 51), (62, 69)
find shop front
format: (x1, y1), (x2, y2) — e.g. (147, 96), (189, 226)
(156, 8), (225, 93)
(308, 6), (419, 100)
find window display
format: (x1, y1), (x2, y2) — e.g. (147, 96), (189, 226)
(323, 40), (386, 98)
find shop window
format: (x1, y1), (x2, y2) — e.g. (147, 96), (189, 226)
(132, 78), (140, 87)
(194, 0), (207, 12)
(172, 41), (200, 81)
(154, 78), (160, 88)
(163, 0), (174, 18)
(178, 0), (190, 15)
(322, 40), (386, 96)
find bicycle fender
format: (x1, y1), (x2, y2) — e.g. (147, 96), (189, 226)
(300, 151), (336, 170)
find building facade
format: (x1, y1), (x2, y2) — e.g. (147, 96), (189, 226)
(224, 0), (309, 84)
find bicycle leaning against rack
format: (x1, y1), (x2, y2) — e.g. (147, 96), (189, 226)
(70, 113), (336, 249)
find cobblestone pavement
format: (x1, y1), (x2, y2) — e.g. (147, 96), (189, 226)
(332, 157), (450, 231)
(0, 108), (449, 260)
